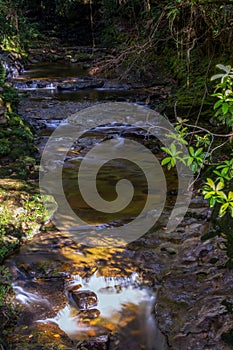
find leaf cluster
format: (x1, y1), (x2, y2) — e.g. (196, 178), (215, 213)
(211, 64), (233, 128)
(161, 65), (233, 218)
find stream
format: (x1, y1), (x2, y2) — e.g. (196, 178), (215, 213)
(6, 62), (170, 350)
(4, 60), (233, 350)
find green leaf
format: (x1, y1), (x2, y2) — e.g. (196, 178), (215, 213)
(204, 191), (215, 199)
(161, 157), (171, 166)
(196, 157), (203, 163)
(195, 147), (203, 156)
(189, 146), (195, 156)
(219, 203), (229, 217)
(206, 178), (215, 189)
(209, 197), (216, 207)
(213, 170), (222, 177)
(171, 158), (176, 167)
(161, 146), (172, 156)
(170, 143), (177, 154)
(222, 102), (229, 114)
(192, 163), (199, 173)
(222, 167), (229, 176)
(213, 100), (222, 109)
(228, 191), (233, 200)
(212, 93), (224, 97)
(216, 182), (224, 191)
(187, 157), (193, 167)
(217, 191), (228, 200)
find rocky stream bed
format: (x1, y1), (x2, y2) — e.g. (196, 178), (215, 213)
(1, 48), (233, 350)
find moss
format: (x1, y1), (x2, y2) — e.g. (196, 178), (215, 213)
(0, 66), (45, 269)
(0, 266), (18, 349)
(1, 85), (20, 111)
(0, 139), (11, 156)
(0, 179), (48, 263)
(0, 65), (37, 177)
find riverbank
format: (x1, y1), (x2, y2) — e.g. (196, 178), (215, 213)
(0, 61), (50, 348)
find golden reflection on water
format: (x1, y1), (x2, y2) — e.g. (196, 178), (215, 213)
(40, 271), (155, 344)
(61, 244), (133, 277)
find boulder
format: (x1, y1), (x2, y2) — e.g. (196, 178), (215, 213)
(0, 50), (24, 79)
(57, 78), (104, 91)
(67, 289), (98, 310)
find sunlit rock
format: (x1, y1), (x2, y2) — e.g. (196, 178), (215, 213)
(67, 289), (98, 310)
(78, 308), (100, 322)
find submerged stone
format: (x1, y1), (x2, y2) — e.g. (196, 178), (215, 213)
(79, 308), (100, 321)
(81, 335), (109, 350)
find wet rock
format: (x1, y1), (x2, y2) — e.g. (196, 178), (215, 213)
(79, 308), (100, 321)
(28, 57), (39, 64)
(67, 289), (98, 310)
(14, 79), (57, 90)
(70, 58), (78, 63)
(155, 234), (233, 349)
(190, 195), (208, 208)
(103, 80), (131, 90)
(160, 246), (177, 255)
(57, 78), (105, 90)
(0, 50), (24, 79)
(188, 207), (212, 219)
(7, 322), (74, 350)
(80, 335), (109, 350)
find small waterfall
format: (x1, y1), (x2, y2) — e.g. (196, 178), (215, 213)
(139, 297), (168, 350)
(34, 272), (168, 349)
(2, 60), (21, 79)
(14, 80), (57, 91)
(13, 284), (49, 306)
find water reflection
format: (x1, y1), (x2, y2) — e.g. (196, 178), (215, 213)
(36, 272), (168, 350)
(22, 62), (88, 79)
(7, 63), (173, 349)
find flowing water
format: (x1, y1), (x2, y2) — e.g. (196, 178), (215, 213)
(15, 62), (150, 103)
(6, 62), (173, 349)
